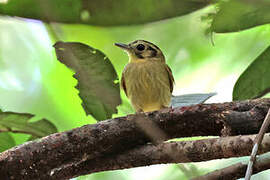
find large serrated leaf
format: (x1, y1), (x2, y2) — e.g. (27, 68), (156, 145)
(211, 0), (270, 33)
(0, 111), (57, 138)
(0, 0), (210, 26)
(0, 132), (16, 152)
(54, 42), (121, 121)
(171, 93), (216, 108)
(233, 46), (270, 100)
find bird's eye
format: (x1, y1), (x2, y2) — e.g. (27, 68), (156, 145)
(136, 44), (145, 51)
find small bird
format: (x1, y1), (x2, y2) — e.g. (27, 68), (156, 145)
(115, 40), (174, 113)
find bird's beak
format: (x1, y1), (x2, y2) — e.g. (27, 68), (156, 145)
(114, 43), (131, 50)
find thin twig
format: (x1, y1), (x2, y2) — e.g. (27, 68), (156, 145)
(245, 108), (270, 180)
(177, 164), (200, 179)
(44, 23), (63, 42)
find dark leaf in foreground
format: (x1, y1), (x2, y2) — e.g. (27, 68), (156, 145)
(233, 46), (270, 100)
(54, 41), (121, 121)
(0, 0), (211, 26)
(211, 0), (270, 33)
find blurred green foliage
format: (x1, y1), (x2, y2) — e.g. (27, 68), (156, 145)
(0, 0), (209, 26)
(1, 0), (270, 179)
(212, 0), (270, 33)
(0, 0), (82, 23)
(0, 111), (57, 139)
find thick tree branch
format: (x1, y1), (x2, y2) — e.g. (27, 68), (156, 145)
(1, 99), (270, 179)
(50, 134), (270, 179)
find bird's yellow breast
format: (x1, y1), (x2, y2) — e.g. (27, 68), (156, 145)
(122, 60), (171, 112)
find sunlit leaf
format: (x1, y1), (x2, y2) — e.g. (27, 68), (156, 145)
(233, 46), (270, 100)
(0, 111), (57, 138)
(0, 0), (210, 26)
(211, 0), (270, 33)
(54, 42), (121, 121)
(171, 93), (216, 108)
(0, 132), (15, 152)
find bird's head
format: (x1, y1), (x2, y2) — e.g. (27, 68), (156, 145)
(115, 40), (165, 63)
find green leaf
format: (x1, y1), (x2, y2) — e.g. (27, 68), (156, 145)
(27, 119), (58, 140)
(171, 93), (216, 108)
(0, 0), (81, 23)
(233, 46), (270, 100)
(0, 0), (210, 26)
(54, 42), (121, 121)
(211, 0), (270, 33)
(0, 132), (16, 152)
(0, 111), (57, 138)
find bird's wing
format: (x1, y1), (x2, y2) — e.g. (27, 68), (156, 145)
(165, 64), (175, 93)
(121, 72), (128, 97)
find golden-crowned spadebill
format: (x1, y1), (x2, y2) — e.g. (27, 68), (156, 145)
(115, 40), (174, 113)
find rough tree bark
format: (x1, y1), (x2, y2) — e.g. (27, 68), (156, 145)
(1, 98), (270, 179)
(51, 134), (270, 179)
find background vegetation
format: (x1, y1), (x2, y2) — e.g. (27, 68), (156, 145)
(1, 0), (270, 179)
